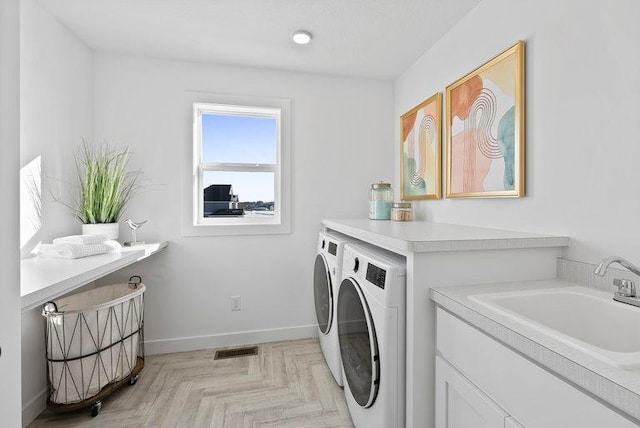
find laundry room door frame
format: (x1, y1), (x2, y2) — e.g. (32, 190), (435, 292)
(0, 0), (23, 423)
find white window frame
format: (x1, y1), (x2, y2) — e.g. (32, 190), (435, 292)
(182, 95), (291, 236)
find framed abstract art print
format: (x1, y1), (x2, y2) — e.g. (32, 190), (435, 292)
(446, 41), (525, 198)
(400, 92), (442, 200)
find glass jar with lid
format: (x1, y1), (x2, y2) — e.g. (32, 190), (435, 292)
(369, 182), (393, 220)
(391, 202), (413, 221)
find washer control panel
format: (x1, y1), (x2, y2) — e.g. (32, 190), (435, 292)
(328, 241), (338, 256)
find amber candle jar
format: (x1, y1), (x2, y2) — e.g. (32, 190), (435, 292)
(391, 202), (413, 221)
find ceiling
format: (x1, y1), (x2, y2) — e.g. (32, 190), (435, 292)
(37, 0), (481, 80)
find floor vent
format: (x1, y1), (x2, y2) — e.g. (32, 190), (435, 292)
(214, 346), (259, 360)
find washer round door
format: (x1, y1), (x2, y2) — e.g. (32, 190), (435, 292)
(313, 253), (333, 334)
(337, 277), (379, 408)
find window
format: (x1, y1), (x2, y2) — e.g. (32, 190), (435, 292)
(188, 99), (290, 236)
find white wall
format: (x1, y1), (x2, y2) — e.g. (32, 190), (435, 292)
(395, 0), (640, 264)
(0, 0), (23, 424)
(19, 0), (94, 423)
(93, 54), (394, 352)
(20, 0), (94, 254)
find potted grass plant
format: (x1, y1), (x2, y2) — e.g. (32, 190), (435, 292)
(74, 141), (140, 240)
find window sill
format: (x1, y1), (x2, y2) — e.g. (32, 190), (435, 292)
(182, 222), (290, 237)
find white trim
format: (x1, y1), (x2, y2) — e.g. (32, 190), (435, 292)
(194, 102), (281, 118)
(200, 163), (277, 171)
(183, 93), (291, 237)
(144, 325), (317, 355)
(22, 388), (47, 428)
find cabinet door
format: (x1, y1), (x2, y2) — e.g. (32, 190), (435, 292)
(436, 356), (508, 428)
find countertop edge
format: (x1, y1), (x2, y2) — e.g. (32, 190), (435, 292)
(322, 219), (569, 253)
(430, 287), (640, 421)
(21, 241), (169, 311)
(322, 221), (411, 252)
(412, 236), (570, 252)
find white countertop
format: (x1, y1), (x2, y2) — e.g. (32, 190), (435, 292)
(322, 219), (569, 253)
(21, 241), (168, 311)
(431, 280), (640, 421)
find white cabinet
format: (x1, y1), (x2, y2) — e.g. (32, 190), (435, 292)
(436, 356), (515, 428)
(436, 308), (638, 428)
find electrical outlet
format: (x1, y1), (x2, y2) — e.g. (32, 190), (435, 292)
(231, 296), (241, 311)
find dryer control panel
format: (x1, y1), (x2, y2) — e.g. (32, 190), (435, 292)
(366, 263), (387, 289)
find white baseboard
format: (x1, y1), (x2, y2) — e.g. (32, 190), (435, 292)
(144, 324), (318, 355)
(22, 388), (47, 428)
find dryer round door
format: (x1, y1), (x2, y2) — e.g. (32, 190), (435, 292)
(337, 277), (380, 408)
(313, 253), (333, 334)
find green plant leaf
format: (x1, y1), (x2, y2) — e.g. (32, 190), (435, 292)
(74, 140), (141, 224)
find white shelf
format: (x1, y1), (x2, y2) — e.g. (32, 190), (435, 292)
(322, 219), (569, 253)
(20, 241), (168, 311)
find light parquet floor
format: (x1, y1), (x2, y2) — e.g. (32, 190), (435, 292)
(29, 338), (354, 428)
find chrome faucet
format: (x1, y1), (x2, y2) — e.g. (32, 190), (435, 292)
(594, 256), (640, 277)
(594, 256), (640, 307)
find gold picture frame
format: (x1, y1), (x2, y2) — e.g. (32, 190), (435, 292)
(400, 92), (442, 200)
(446, 40), (525, 198)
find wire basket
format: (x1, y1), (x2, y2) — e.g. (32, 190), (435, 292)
(42, 275), (145, 414)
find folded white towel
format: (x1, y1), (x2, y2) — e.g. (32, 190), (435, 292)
(37, 240), (121, 259)
(104, 240), (122, 251)
(53, 234), (109, 245)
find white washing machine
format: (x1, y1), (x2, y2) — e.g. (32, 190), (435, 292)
(337, 242), (406, 428)
(313, 230), (355, 386)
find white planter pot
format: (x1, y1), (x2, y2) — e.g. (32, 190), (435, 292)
(82, 223), (119, 240)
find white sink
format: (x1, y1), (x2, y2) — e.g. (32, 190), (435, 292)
(469, 286), (640, 369)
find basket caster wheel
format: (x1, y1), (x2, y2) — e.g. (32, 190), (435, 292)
(129, 374), (140, 385)
(90, 401), (102, 417)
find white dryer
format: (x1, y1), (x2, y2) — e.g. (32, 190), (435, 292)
(313, 230), (354, 386)
(337, 243), (406, 428)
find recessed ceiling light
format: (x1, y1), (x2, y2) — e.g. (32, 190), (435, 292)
(293, 30), (312, 45)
